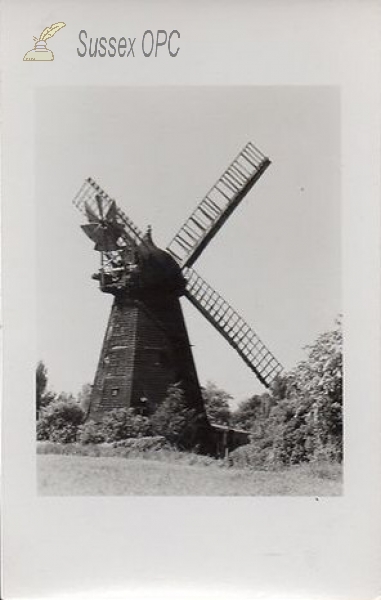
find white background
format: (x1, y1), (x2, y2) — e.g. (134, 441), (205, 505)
(2, 1), (381, 599)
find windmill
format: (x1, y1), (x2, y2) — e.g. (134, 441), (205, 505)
(73, 141), (283, 450)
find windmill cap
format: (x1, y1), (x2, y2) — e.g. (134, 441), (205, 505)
(138, 226), (185, 293)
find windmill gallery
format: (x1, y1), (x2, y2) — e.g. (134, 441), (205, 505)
(73, 142), (283, 454)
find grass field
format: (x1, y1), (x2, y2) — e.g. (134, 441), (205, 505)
(37, 454), (342, 496)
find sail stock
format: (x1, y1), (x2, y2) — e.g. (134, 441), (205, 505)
(166, 142), (270, 268)
(184, 267), (283, 388)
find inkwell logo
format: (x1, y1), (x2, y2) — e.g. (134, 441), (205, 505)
(23, 22), (66, 61)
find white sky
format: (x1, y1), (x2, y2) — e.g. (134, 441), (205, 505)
(36, 86), (340, 407)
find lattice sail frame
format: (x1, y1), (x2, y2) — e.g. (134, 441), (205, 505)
(184, 268), (283, 386)
(73, 177), (144, 249)
(166, 142), (270, 268)
(74, 143), (283, 388)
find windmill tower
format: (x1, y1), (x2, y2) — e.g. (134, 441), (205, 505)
(73, 142), (283, 448)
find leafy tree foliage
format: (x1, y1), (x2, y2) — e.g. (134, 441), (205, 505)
(231, 393), (273, 432)
(230, 319), (343, 467)
(76, 420), (107, 445)
(37, 395), (84, 443)
(75, 408), (153, 444)
(77, 383), (92, 416)
(280, 317), (343, 460)
(36, 361), (55, 418)
(99, 408), (152, 442)
(36, 361), (47, 402)
(202, 381), (232, 426)
(151, 383), (202, 450)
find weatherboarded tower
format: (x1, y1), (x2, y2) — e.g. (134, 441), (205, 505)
(88, 228), (206, 421)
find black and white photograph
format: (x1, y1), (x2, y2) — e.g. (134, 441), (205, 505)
(2, 2), (381, 598)
(36, 86), (342, 495)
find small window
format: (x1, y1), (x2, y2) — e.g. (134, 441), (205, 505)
(111, 388), (119, 397)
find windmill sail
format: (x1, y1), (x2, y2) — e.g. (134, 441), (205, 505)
(184, 268), (283, 388)
(81, 200), (126, 252)
(166, 142), (270, 269)
(73, 177), (145, 248)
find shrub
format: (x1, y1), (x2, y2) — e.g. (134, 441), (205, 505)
(77, 420), (107, 445)
(67, 408), (154, 445)
(99, 408), (152, 442)
(231, 320), (343, 468)
(231, 393), (273, 431)
(202, 382), (232, 426)
(150, 383), (201, 450)
(37, 397), (85, 443)
(112, 436), (169, 451)
(228, 442), (280, 471)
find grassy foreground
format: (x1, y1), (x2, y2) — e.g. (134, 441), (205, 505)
(37, 453), (342, 496)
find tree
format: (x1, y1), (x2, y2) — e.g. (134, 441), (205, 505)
(202, 381), (232, 426)
(293, 317), (342, 404)
(229, 318), (343, 467)
(270, 374), (289, 402)
(37, 395), (85, 443)
(287, 316), (343, 457)
(231, 393), (273, 432)
(265, 317), (343, 464)
(36, 361), (55, 419)
(77, 383), (92, 416)
(151, 383), (200, 450)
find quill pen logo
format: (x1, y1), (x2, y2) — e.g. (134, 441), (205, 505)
(23, 22), (66, 61)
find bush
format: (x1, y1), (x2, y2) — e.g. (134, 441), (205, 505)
(228, 320), (343, 467)
(231, 393), (273, 431)
(150, 383), (201, 450)
(74, 408), (153, 445)
(202, 382), (232, 426)
(100, 408), (152, 442)
(112, 436), (169, 451)
(61, 408), (154, 445)
(77, 420), (107, 445)
(228, 442), (280, 471)
(37, 397), (85, 443)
